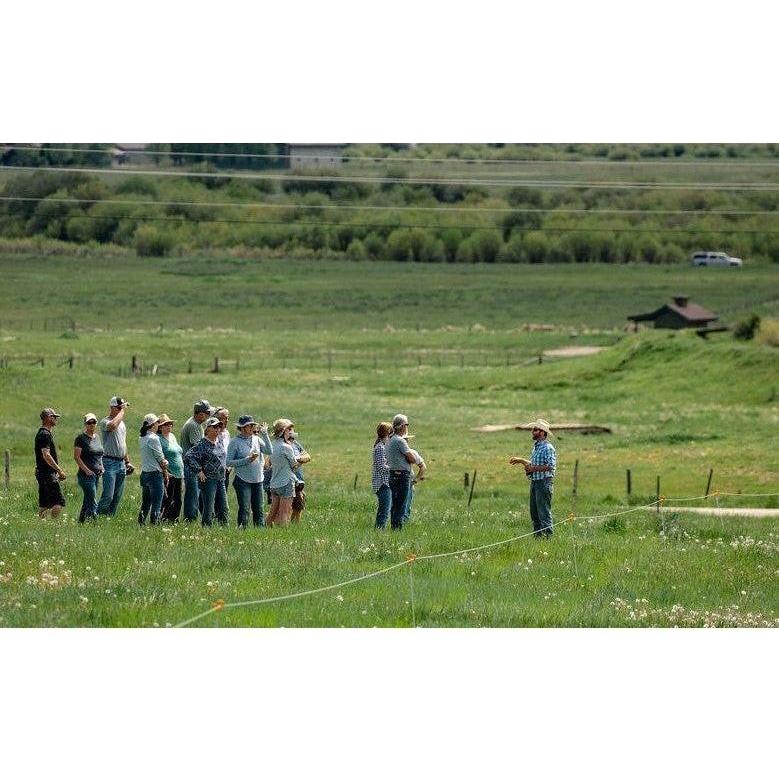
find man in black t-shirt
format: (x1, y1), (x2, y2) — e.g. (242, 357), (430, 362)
(34, 407), (67, 517)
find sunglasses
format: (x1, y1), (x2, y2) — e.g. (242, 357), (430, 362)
(85, 420), (97, 425)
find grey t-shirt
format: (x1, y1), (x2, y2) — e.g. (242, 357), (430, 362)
(180, 417), (203, 455)
(386, 434), (412, 472)
(99, 416), (127, 458)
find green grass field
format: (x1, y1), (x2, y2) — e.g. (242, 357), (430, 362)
(1, 255), (777, 626)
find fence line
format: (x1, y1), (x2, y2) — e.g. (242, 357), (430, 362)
(0, 347), (581, 375)
(172, 489), (779, 628)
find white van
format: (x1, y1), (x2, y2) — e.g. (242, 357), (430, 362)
(690, 251), (743, 267)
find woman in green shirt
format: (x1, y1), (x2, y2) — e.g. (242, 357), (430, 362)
(158, 414), (184, 521)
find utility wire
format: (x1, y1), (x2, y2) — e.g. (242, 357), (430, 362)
(4, 145), (779, 167)
(1, 195), (776, 218)
(2, 164), (778, 191)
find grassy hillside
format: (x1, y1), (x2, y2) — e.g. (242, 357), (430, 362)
(1, 326), (776, 627)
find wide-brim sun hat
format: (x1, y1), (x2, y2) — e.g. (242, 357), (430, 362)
(272, 418), (294, 438)
(526, 418), (551, 435)
(143, 413), (160, 426)
(157, 414), (175, 426)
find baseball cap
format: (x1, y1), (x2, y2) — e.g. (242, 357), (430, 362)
(194, 399), (214, 414)
(236, 414), (256, 428)
(143, 413), (160, 426)
(109, 396), (127, 408)
(205, 416), (222, 429)
(83, 413), (98, 423)
(40, 407), (61, 420)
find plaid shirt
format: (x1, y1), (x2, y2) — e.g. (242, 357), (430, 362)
(529, 439), (556, 481)
(183, 437), (226, 481)
(372, 441), (390, 492)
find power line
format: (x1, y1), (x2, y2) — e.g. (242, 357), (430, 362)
(4, 144), (779, 167)
(2, 164), (778, 191)
(1, 195), (776, 218)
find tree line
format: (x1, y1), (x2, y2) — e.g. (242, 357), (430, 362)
(0, 166), (776, 264)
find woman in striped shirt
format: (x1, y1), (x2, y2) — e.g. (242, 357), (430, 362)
(372, 422), (393, 529)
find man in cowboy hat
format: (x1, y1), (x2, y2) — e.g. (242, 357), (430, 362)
(510, 418), (556, 538)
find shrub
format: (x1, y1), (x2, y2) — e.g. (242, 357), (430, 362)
(471, 230), (502, 263)
(455, 236), (478, 263)
(384, 228), (444, 262)
(498, 234), (524, 263)
(116, 177), (159, 198)
(346, 238), (368, 261)
(440, 228), (464, 262)
(500, 211), (542, 240)
(755, 319), (779, 347)
(135, 225), (174, 257)
(506, 187), (545, 208)
(733, 314), (761, 341)
(363, 233), (384, 260)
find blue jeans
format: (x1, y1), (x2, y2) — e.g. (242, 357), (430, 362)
(139, 471), (165, 525)
(375, 484), (392, 529)
(97, 457), (125, 516)
(529, 479), (554, 536)
(183, 465), (200, 521)
(200, 477), (228, 527)
(77, 472), (100, 521)
(389, 471), (411, 530)
(233, 475), (264, 527)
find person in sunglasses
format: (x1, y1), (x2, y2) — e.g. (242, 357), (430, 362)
(34, 408), (67, 519)
(73, 412), (104, 522)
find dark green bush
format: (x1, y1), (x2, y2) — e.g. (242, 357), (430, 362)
(734, 314), (761, 341)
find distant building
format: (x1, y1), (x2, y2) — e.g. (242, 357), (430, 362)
(286, 144), (348, 169)
(628, 296), (718, 331)
(112, 143), (153, 166)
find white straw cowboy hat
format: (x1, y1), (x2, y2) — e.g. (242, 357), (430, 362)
(526, 418), (551, 435)
(272, 418), (294, 438)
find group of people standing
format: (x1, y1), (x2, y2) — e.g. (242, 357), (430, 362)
(34, 398), (310, 528)
(34, 402), (557, 537)
(371, 414), (427, 530)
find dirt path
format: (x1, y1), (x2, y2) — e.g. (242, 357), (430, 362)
(659, 506), (779, 518)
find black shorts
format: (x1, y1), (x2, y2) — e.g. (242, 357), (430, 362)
(37, 473), (65, 509)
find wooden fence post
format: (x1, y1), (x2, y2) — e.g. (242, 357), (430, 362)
(572, 459), (579, 497)
(626, 468), (632, 497)
(68, 355), (74, 369)
(213, 356), (220, 373)
(131, 355), (138, 374)
(464, 472), (469, 489)
(656, 475), (661, 514)
(705, 468), (714, 497)
(3, 450), (9, 490)
(467, 469), (477, 508)
(353, 473), (358, 491)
